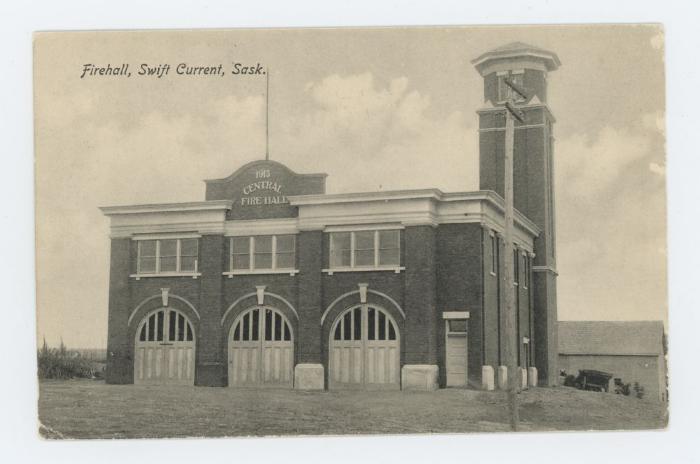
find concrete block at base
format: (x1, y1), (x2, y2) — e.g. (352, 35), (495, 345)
(481, 365), (495, 391)
(528, 367), (538, 387)
(401, 365), (439, 391)
(520, 367), (528, 390)
(294, 363), (325, 390)
(497, 365), (508, 390)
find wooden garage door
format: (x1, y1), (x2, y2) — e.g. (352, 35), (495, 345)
(134, 309), (195, 385)
(329, 305), (400, 390)
(228, 307), (294, 388)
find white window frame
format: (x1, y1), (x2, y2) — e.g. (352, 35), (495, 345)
(522, 251), (530, 289)
(324, 229), (404, 275)
(489, 230), (497, 277)
(131, 236), (200, 279)
(224, 234), (299, 277)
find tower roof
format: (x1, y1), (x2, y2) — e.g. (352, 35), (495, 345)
(472, 41), (561, 74)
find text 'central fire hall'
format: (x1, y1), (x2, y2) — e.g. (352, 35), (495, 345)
(101, 43), (561, 391)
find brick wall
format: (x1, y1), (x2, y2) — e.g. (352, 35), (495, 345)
(107, 218), (528, 388)
(105, 238), (131, 384)
(404, 226), (438, 367)
(196, 234), (226, 386)
(436, 223), (484, 386)
(479, 100), (558, 385)
(297, 230), (323, 364)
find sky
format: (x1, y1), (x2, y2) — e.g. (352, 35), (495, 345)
(34, 25), (666, 348)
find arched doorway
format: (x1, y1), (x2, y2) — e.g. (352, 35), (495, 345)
(228, 306), (294, 387)
(329, 304), (400, 390)
(134, 308), (195, 385)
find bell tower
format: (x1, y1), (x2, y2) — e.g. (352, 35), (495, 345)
(472, 42), (561, 386)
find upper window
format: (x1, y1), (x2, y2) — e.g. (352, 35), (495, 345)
(230, 235), (296, 272)
(513, 248), (520, 286)
(329, 230), (401, 269)
(490, 234), (498, 275)
(137, 238), (199, 275)
(523, 254), (530, 289)
(497, 73), (525, 103)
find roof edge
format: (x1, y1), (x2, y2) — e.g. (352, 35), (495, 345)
(100, 200), (233, 216)
(204, 159), (328, 184)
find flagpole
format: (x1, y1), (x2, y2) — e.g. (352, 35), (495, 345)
(265, 69), (269, 161)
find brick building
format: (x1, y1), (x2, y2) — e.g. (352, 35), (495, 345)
(100, 42), (561, 390)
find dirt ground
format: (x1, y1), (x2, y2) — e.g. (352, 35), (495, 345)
(38, 379), (667, 439)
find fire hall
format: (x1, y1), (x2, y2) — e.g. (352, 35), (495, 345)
(101, 42), (560, 390)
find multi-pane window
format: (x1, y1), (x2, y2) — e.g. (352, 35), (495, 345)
(138, 240), (157, 273)
(498, 73), (525, 103)
(329, 230), (401, 269)
(523, 255), (530, 289)
(378, 230), (400, 265)
(230, 235), (296, 272)
(231, 308), (292, 342)
(159, 239), (177, 272)
(332, 306), (397, 341)
(275, 235), (296, 269)
(136, 238), (199, 274)
(254, 235), (273, 269)
(490, 234), (498, 274)
(231, 236), (251, 270)
(330, 232), (352, 267)
(179, 239), (198, 272)
(138, 309), (194, 342)
(354, 231), (375, 266)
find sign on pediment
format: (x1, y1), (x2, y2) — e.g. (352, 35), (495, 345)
(204, 160), (327, 220)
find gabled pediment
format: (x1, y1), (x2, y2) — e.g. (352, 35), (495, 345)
(204, 160), (327, 220)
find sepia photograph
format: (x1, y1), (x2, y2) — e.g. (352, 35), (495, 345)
(33, 24), (668, 439)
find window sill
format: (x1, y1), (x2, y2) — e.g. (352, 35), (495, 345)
(322, 266), (405, 275)
(223, 269), (300, 278)
(130, 272), (201, 280)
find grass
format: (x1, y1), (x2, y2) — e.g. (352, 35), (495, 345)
(38, 379), (667, 439)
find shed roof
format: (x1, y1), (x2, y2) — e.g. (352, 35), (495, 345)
(558, 321), (665, 356)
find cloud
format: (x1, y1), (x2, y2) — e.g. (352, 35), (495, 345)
(36, 71), (667, 346)
(555, 120), (667, 323)
(35, 94), (270, 348)
(35, 74), (478, 347)
(280, 73), (477, 192)
(555, 127), (653, 199)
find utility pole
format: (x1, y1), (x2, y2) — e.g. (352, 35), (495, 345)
(502, 77), (527, 432)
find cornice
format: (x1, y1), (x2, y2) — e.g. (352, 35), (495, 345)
(476, 103), (557, 123)
(102, 188), (540, 251)
(100, 200), (232, 216)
